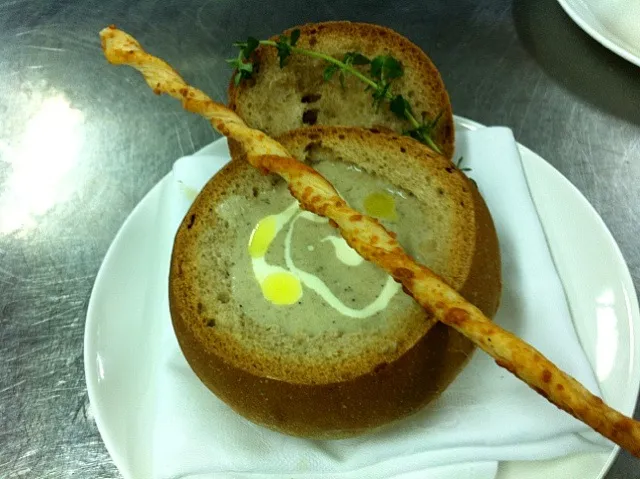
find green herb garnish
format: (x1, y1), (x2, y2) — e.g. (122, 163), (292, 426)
(227, 37), (259, 86)
(456, 155), (472, 172)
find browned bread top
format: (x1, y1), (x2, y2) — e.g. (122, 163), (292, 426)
(170, 126), (499, 386)
(228, 21), (455, 159)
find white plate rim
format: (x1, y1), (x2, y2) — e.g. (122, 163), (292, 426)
(458, 117), (639, 478)
(84, 116), (640, 479)
(557, 0), (640, 68)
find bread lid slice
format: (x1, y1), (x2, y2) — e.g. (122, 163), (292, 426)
(227, 21), (455, 158)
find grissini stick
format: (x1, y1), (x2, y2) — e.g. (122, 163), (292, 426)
(100, 25), (640, 457)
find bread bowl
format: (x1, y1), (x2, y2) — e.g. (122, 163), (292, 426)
(169, 126), (501, 438)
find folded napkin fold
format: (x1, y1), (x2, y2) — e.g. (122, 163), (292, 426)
(147, 127), (609, 479)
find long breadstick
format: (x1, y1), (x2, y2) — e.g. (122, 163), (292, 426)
(100, 25), (640, 457)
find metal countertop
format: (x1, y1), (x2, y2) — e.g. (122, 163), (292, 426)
(1, 0), (638, 477)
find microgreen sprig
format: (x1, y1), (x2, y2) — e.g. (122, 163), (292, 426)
(228, 30), (443, 153)
(226, 37), (259, 86)
(456, 156), (472, 172)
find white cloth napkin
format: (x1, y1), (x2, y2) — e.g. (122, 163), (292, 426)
(148, 127), (609, 479)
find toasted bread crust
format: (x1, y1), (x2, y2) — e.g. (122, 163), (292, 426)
(171, 308), (475, 439)
(228, 21), (455, 159)
(170, 127), (501, 437)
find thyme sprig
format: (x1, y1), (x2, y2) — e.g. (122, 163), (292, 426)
(228, 30), (443, 153)
(226, 37), (260, 85)
(456, 156), (472, 172)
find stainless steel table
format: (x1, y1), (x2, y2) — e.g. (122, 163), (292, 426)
(1, 0), (638, 477)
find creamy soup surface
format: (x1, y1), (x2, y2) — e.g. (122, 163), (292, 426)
(220, 160), (443, 337)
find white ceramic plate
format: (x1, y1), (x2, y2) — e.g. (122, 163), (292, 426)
(557, 0), (640, 68)
(84, 117), (640, 479)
